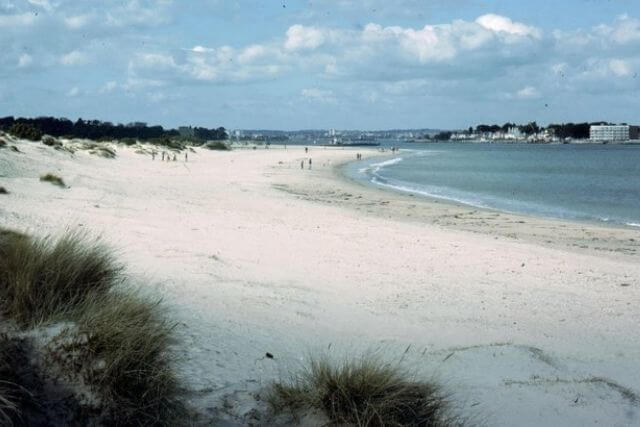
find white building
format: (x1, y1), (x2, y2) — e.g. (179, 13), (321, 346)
(590, 125), (630, 141)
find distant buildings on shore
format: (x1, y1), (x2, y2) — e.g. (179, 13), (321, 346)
(450, 127), (558, 143)
(589, 125), (639, 142)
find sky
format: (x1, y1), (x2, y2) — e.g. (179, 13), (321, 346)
(2, 0), (640, 130)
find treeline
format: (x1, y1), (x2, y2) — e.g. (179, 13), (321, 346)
(0, 116), (227, 141)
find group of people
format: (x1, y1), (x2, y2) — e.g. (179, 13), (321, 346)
(151, 151), (188, 162)
(300, 158), (312, 169)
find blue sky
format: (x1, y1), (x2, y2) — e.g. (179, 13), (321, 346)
(2, 0), (640, 130)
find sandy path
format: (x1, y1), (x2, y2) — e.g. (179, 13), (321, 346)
(1, 141), (639, 426)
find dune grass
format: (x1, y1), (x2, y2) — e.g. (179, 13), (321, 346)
(49, 291), (185, 424)
(0, 229), (121, 327)
(0, 228), (186, 424)
(267, 355), (458, 427)
(39, 173), (66, 188)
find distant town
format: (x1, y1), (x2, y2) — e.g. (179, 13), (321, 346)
(232, 122), (640, 144)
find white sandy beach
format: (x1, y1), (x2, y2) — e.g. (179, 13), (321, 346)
(1, 139), (639, 426)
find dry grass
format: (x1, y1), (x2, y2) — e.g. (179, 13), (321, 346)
(48, 291), (186, 424)
(0, 229), (122, 327)
(39, 173), (66, 188)
(0, 228), (187, 425)
(267, 355), (459, 427)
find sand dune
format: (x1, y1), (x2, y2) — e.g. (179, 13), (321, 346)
(1, 139), (638, 425)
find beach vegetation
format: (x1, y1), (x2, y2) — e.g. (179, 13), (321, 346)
(8, 123), (42, 141)
(267, 355), (457, 426)
(205, 141), (230, 151)
(0, 228), (187, 425)
(0, 187), (8, 195)
(39, 173), (66, 188)
(0, 229), (121, 326)
(41, 135), (60, 147)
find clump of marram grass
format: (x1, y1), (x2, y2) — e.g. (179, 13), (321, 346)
(39, 173), (66, 188)
(0, 229), (121, 327)
(267, 355), (459, 427)
(48, 291), (186, 424)
(0, 228), (187, 425)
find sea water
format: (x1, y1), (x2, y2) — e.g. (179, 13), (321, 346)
(345, 143), (640, 228)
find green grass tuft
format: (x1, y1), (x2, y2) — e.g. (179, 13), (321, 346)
(0, 229), (122, 327)
(39, 173), (66, 188)
(268, 355), (458, 427)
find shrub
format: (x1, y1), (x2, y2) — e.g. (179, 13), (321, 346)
(42, 135), (59, 147)
(205, 141), (229, 151)
(0, 187), (7, 195)
(40, 173), (66, 188)
(267, 355), (457, 427)
(8, 123), (42, 141)
(0, 229), (121, 326)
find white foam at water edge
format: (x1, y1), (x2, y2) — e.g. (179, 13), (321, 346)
(627, 222), (640, 228)
(358, 156), (403, 174)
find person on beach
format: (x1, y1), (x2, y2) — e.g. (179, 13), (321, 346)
(173, 154), (177, 161)
(300, 160), (304, 169)
(185, 152), (188, 162)
(152, 152), (156, 160)
(305, 147), (308, 153)
(309, 158), (312, 169)
(161, 152), (165, 161)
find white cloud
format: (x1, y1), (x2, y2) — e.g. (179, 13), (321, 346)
(0, 12), (38, 27)
(516, 86), (541, 99)
(476, 14), (541, 39)
(596, 15), (640, 44)
(285, 25), (328, 50)
(60, 50), (89, 66)
(609, 59), (632, 77)
(67, 86), (80, 97)
(18, 53), (33, 67)
(105, 0), (173, 27)
(64, 14), (92, 29)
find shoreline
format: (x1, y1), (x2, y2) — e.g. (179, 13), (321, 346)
(339, 151), (640, 232)
(302, 150), (640, 260)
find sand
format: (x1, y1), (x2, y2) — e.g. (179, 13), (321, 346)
(1, 138), (639, 426)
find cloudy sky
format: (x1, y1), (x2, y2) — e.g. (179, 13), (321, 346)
(2, 0), (640, 130)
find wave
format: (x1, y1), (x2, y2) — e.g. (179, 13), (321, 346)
(627, 222), (640, 228)
(358, 156), (404, 173)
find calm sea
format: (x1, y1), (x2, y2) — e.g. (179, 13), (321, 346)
(345, 143), (640, 228)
